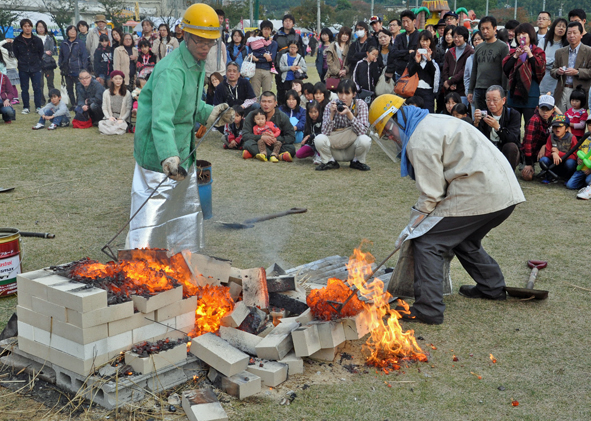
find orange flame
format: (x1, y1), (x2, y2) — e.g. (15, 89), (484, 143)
(190, 284), (234, 337)
(490, 354), (497, 363)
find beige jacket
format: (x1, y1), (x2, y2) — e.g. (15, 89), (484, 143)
(205, 39), (227, 78)
(86, 27), (112, 64)
(325, 41), (350, 79)
(550, 43), (591, 107)
(101, 89), (132, 121)
(113, 46), (138, 85)
(406, 114), (525, 217)
(152, 37), (179, 62)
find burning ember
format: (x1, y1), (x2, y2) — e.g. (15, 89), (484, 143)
(490, 354), (497, 363)
(191, 284), (234, 337)
(307, 248), (427, 369)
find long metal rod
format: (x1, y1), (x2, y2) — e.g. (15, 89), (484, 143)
(144, 317), (190, 336)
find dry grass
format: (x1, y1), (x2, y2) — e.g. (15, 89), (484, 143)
(1, 57), (590, 420)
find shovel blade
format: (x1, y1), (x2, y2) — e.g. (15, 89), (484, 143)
(217, 221), (254, 229)
(505, 287), (549, 300)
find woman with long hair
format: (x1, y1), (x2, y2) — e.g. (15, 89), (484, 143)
(111, 28), (123, 50)
(376, 29), (393, 73)
(36, 20), (57, 101)
(325, 26), (351, 83)
(315, 27), (334, 82)
(152, 23), (179, 62)
(540, 18), (568, 95)
(409, 30), (439, 112)
(99, 69), (132, 135)
(113, 33), (138, 91)
(227, 29), (249, 68)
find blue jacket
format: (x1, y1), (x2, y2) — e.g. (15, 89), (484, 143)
(279, 105), (306, 132)
(227, 44), (249, 68)
(252, 39), (277, 71)
(59, 39), (89, 77)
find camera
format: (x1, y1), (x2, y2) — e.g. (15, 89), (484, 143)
(480, 110), (488, 117)
(336, 100), (346, 112)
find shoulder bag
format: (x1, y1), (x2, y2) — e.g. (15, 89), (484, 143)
(240, 54), (256, 78)
(326, 55), (343, 91)
(328, 102), (359, 149)
(375, 67), (395, 96)
(394, 66), (419, 98)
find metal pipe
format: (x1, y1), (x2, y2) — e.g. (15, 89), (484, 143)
(514, 0), (517, 19)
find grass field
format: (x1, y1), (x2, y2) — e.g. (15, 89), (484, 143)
(1, 57), (590, 420)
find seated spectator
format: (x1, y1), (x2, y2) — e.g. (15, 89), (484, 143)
(93, 34), (113, 87)
(214, 62), (259, 115)
(566, 114), (591, 190)
(313, 82), (336, 114)
(352, 46), (379, 96)
(296, 100), (323, 163)
(406, 95), (424, 108)
(442, 92), (461, 115)
(241, 91), (296, 161)
(251, 109), (283, 162)
(279, 89), (306, 143)
(0, 38), (21, 105)
(302, 82), (315, 104)
(540, 114), (578, 183)
(452, 103), (472, 124)
(474, 85), (521, 170)
(32, 88), (69, 130)
(131, 77), (146, 118)
(0, 72), (16, 123)
(206, 72), (223, 105)
(113, 33), (138, 91)
(99, 70), (132, 135)
(223, 105), (245, 149)
(74, 69), (105, 127)
(409, 30), (439, 112)
(136, 39), (156, 80)
(521, 94), (561, 181)
(290, 79), (304, 103)
(279, 41), (307, 92)
(314, 79), (371, 171)
(565, 85), (589, 138)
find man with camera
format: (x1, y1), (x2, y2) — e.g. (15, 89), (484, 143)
(314, 79), (372, 171)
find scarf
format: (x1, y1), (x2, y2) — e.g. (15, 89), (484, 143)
(504, 44), (545, 101)
(396, 105), (430, 179)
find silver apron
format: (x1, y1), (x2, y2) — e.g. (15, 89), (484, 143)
(125, 163), (204, 254)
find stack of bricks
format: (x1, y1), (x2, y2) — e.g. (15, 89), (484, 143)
(16, 269), (197, 377)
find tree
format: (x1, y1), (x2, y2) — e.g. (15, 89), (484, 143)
(97, 0), (129, 28)
(335, 0), (352, 11)
(0, 0), (22, 40)
(288, 0), (335, 31)
(489, 7), (531, 25)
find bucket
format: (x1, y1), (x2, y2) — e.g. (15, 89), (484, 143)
(0, 228), (22, 297)
(196, 160), (213, 220)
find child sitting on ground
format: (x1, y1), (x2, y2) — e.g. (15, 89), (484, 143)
(94, 34), (112, 86)
(247, 30), (278, 74)
(566, 114), (591, 194)
(131, 77), (146, 118)
(223, 105), (245, 149)
(32, 88), (69, 130)
(565, 85), (588, 139)
(252, 109), (282, 162)
(136, 40), (156, 80)
(539, 114), (578, 183)
(302, 82), (315, 105)
(452, 103), (473, 124)
(279, 89), (306, 143)
(296, 100), (323, 164)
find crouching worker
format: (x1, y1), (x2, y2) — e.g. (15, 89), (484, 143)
(127, 3), (234, 253)
(368, 94), (525, 325)
(32, 88), (70, 130)
(314, 79), (372, 171)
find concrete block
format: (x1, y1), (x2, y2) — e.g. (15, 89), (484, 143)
(47, 281), (108, 313)
(67, 301), (134, 329)
(291, 324), (321, 357)
(315, 321), (345, 349)
(182, 388), (228, 421)
(220, 301), (249, 328)
(309, 344), (344, 362)
(176, 310), (196, 330)
(0, 353), (56, 384)
(184, 253), (232, 286)
(343, 311), (379, 340)
(16, 272), (69, 309)
(266, 276), (296, 293)
(219, 326), (262, 356)
(31, 296), (67, 322)
(228, 267), (242, 284)
(155, 295), (197, 322)
(16, 305), (51, 332)
(228, 281), (242, 301)
(255, 321), (299, 361)
(241, 268), (269, 309)
(108, 311), (154, 337)
(279, 351), (304, 375)
(132, 318), (175, 343)
(124, 343), (187, 374)
(246, 359), (288, 387)
(208, 367), (261, 400)
(131, 286), (183, 313)
(190, 332), (248, 377)
(295, 308), (314, 324)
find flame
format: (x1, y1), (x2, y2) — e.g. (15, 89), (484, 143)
(308, 247), (427, 368)
(490, 354), (497, 363)
(190, 284), (234, 337)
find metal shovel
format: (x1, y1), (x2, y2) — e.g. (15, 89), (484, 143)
(506, 260), (549, 300)
(217, 207), (307, 229)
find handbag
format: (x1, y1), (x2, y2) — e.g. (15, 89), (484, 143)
(326, 56), (344, 91)
(328, 127), (358, 149)
(375, 68), (395, 96)
(293, 57), (307, 79)
(240, 55), (256, 78)
(42, 56), (57, 71)
(394, 67), (419, 98)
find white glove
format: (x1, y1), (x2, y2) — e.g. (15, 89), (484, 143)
(394, 207), (430, 249)
(161, 156), (185, 181)
(206, 103), (235, 127)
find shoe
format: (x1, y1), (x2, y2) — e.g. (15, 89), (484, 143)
(269, 155), (279, 163)
(399, 306), (443, 325)
(60, 120), (70, 127)
(22, 108), (30, 114)
(4, 120), (11, 124)
(315, 160), (340, 171)
(47, 123), (57, 130)
(313, 153), (322, 165)
(279, 152), (292, 162)
(459, 285), (506, 301)
(255, 153), (268, 162)
(11, 99), (19, 105)
(270, 65), (278, 75)
(32, 123), (45, 130)
(35, 107), (41, 113)
(577, 185), (591, 200)
(350, 160), (371, 171)
(242, 150), (253, 159)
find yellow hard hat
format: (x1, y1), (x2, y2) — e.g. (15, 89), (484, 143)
(181, 3), (221, 39)
(368, 94), (405, 137)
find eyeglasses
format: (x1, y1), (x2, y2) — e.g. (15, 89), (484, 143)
(189, 35), (217, 48)
(485, 98), (503, 104)
(445, 17), (456, 21)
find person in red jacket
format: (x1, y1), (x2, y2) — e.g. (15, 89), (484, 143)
(0, 73), (16, 123)
(539, 114), (578, 183)
(441, 26), (474, 105)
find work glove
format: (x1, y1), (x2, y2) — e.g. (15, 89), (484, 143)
(394, 207), (430, 249)
(161, 156), (186, 181)
(207, 103), (235, 127)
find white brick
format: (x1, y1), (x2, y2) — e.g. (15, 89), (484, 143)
(17, 272), (68, 309)
(124, 344), (187, 374)
(131, 286), (183, 313)
(31, 296), (67, 322)
(220, 301), (249, 328)
(343, 311), (379, 340)
(228, 267), (242, 284)
(246, 360), (288, 387)
(279, 351), (304, 375)
(17, 320), (34, 341)
(108, 310), (155, 337)
(176, 311), (196, 330)
(241, 268), (269, 309)
(132, 318), (175, 343)
(190, 333), (248, 377)
(208, 367), (261, 400)
(16, 306), (51, 331)
(291, 324), (321, 357)
(316, 321), (345, 349)
(294, 308), (314, 324)
(182, 388), (228, 421)
(309, 344), (343, 362)
(219, 326), (262, 356)
(67, 301), (134, 329)
(47, 281), (107, 313)
(255, 321), (299, 361)
(155, 295), (197, 322)
(228, 281), (242, 301)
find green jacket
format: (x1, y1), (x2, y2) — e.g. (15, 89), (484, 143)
(134, 42), (212, 172)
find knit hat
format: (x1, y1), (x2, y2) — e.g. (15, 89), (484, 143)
(538, 94), (555, 109)
(110, 70), (125, 79)
(551, 114), (570, 127)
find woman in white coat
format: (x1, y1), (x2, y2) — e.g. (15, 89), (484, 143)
(99, 70), (132, 135)
(152, 24), (179, 62)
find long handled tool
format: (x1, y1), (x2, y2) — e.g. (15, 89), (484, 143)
(101, 110), (230, 261)
(217, 208), (307, 229)
(506, 260), (549, 300)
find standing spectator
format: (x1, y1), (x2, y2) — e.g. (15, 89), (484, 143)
(13, 19), (44, 114)
(249, 20), (277, 98)
(226, 30), (248, 69)
(540, 18), (568, 96)
(93, 34), (113, 87)
(346, 21), (377, 72)
(205, 9), (227, 78)
(0, 72), (16, 123)
(74, 69), (105, 126)
(36, 20), (57, 102)
(77, 21), (89, 44)
(302, 33), (310, 56)
(315, 28), (334, 82)
(502, 23), (546, 127)
(136, 40), (156, 80)
(173, 19), (183, 44)
(435, 25), (455, 110)
(309, 33), (318, 56)
(408, 31), (438, 112)
(352, 45), (380, 95)
(387, 10), (419, 82)
(388, 19), (401, 41)
(0, 39), (20, 104)
(99, 70), (132, 135)
(274, 14), (305, 105)
(376, 29), (393, 72)
(325, 27), (351, 82)
(279, 41), (307, 92)
(568, 9), (591, 47)
(550, 22), (591, 112)
(442, 11), (459, 27)
(112, 28), (123, 50)
(435, 19), (446, 44)
(564, 86), (588, 139)
(139, 20), (158, 47)
(536, 11), (552, 45)
(59, 25), (88, 109)
(113, 33), (138, 91)
(442, 26), (474, 106)
(369, 16), (383, 45)
(214, 9), (230, 44)
(505, 20), (520, 49)
(467, 16), (509, 112)
(213, 61), (259, 115)
(463, 30), (483, 115)
(87, 15), (112, 67)
(152, 24), (179, 63)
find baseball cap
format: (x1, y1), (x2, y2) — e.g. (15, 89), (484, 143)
(443, 11), (459, 20)
(538, 94), (555, 109)
(551, 114), (570, 127)
(370, 16), (382, 24)
(436, 19), (446, 28)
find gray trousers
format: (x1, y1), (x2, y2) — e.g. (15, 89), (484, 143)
(412, 205), (515, 321)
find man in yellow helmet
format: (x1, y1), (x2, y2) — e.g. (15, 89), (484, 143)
(368, 94), (525, 325)
(127, 3), (234, 253)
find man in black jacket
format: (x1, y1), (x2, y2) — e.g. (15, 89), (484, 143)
(273, 14), (304, 105)
(12, 19), (44, 114)
(75, 70), (105, 125)
(474, 85), (521, 171)
(213, 62), (259, 115)
(386, 10), (420, 82)
(346, 21), (377, 70)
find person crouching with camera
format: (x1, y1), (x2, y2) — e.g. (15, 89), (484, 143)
(314, 79), (372, 171)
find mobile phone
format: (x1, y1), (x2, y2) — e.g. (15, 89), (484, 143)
(520, 38), (525, 47)
(418, 49), (427, 55)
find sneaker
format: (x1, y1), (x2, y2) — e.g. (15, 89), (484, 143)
(459, 285), (506, 301)
(255, 153), (268, 162)
(270, 65), (278, 75)
(32, 123), (45, 130)
(312, 153), (322, 165)
(22, 108), (30, 114)
(315, 160), (340, 171)
(577, 185), (591, 200)
(4, 120), (11, 124)
(350, 160), (371, 171)
(11, 99), (19, 105)
(242, 150), (253, 159)
(398, 306), (443, 325)
(47, 123), (57, 130)
(279, 152), (292, 162)
(35, 107), (42, 113)
(269, 155), (279, 163)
